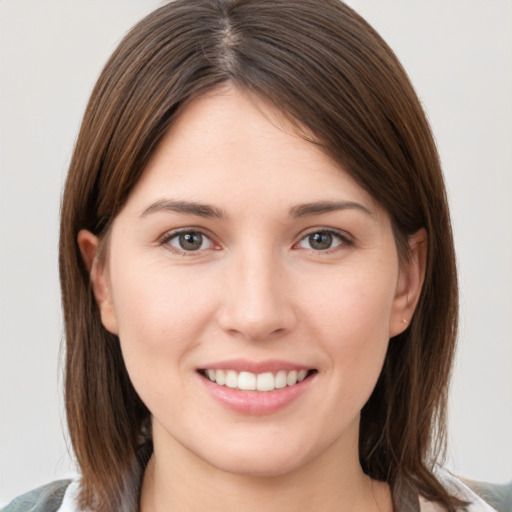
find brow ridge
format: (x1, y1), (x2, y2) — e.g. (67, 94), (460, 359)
(289, 200), (374, 217)
(140, 199), (227, 219)
(140, 199), (373, 220)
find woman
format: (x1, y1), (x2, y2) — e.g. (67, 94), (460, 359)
(3, 1), (509, 511)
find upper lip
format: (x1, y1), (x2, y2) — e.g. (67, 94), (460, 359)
(198, 359), (314, 374)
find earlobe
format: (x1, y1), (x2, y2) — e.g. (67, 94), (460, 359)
(77, 230), (119, 335)
(389, 228), (427, 337)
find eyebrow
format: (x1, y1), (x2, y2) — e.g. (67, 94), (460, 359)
(140, 199), (228, 219)
(289, 200), (374, 218)
(140, 199), (374, 220)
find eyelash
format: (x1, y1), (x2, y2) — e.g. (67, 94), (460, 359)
(295, 229), (353, 253)
(158, 228), (353, 255)
(159, 229), (218, 255)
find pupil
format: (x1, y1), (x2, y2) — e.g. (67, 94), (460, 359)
(310, 232), (332, 250)
(179, 232), (203, 251)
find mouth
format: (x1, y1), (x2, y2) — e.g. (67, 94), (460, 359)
(198, 368), (317, 392)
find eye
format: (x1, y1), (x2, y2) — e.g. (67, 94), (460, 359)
(164, 230), (214, 252)
(297, 230), (347, 251)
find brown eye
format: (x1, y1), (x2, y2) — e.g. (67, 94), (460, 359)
(309, 232), (333, 250)
(297, 231), (345, 251)
(179, 232), (203, 251)
(167, 231), (213, 252)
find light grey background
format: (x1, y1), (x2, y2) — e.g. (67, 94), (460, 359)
(1, 0), (511, 503)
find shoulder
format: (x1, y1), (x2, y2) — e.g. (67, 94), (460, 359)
(1, 480), (80, 512)
(420, 468), (512, 512)
(463, 478), (512, 512)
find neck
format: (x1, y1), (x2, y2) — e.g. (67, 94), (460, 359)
(140, 420), (392, 512)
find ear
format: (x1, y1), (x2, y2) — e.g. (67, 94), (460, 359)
(389, 228), (427, 337)
(77, 230), (119, 335)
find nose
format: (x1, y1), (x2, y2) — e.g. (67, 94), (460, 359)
(217, 248), (297, 342)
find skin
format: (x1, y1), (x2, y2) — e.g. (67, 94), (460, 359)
(79, 86), (426, 512)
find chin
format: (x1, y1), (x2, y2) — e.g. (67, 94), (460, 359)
(211, 452), (309, 479)
(194, 433), (324, 479)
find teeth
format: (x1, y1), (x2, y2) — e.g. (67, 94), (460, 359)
(257, 372), (274, 392)
(215, 369), (226, 386)
(238, 371), (256, 390)
(275, 370), (287, 389)
(203, 368), (311, 392)
(286, 370), (297, 386)
(225, 370), (238, 388)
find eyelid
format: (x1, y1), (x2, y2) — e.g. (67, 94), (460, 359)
(294, 227), (354, 251)
(159, 227), (219, 255)
(157, 226), (353, 255)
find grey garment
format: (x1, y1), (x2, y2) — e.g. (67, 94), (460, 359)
(1, 480), (72, 512)
(2, 477), (511, 512)
(465, 480), (512, 512)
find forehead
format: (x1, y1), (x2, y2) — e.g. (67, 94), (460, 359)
(125, 86), (381, 218)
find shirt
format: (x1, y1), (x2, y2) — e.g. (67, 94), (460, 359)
(2, 470), (510, 512)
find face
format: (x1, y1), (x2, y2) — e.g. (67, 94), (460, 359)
(80, 87), (424, 479)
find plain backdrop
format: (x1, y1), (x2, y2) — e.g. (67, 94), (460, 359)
(1, 0), (511, 504)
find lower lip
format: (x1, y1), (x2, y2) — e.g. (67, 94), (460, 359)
(199, 373), (315, 415)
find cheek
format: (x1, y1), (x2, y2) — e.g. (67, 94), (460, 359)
(302, 266), (396, 388)
(308, 265), (396, 337)
(107, 259), (218, 383)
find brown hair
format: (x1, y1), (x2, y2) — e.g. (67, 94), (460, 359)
(59, 1), (463, 511)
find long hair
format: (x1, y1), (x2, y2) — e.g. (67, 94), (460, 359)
(59, 1), (462, 510)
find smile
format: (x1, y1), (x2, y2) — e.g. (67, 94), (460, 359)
(198, 363), (317, 414)
(200, 369), (312, 392)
